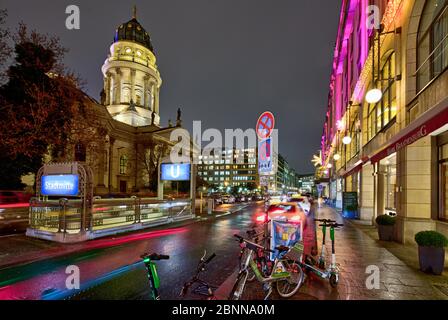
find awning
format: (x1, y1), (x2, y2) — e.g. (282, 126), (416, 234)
(370, 98), (448, 164)
(341, 156), (369, 178)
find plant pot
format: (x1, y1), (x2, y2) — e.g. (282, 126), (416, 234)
(377, 225), (394, 241)
(418, 246), (446, 275)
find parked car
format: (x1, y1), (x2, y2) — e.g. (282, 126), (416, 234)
(235, 195), (246, 202)
(210, 193), (223, 205)
(222, 194), (236, 204)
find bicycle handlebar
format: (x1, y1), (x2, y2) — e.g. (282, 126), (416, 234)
(204, 253), (216, 264)
(314, 219), (336, 223)
(318, 223), (344, 228)
(141, 253), (170, 261)
(234, 234), (274, 253)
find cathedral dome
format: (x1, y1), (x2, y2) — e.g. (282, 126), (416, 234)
(114, 14), (154, 52)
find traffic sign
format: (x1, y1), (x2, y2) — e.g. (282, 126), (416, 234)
(258, 138), (273, 175)
(256, 111), (275, 140)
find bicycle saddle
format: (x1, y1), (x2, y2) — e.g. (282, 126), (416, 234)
(275, 245), (290, 253)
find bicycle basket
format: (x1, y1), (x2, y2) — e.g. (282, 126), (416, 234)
(285, 241), (304, 261)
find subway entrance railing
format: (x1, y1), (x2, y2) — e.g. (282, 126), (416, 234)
(26, 162), (195, 243)
(27, 197), (193, 243)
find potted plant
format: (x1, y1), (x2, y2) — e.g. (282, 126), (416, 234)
(415, 231), (448, 275)
(375, 215), (396, 241)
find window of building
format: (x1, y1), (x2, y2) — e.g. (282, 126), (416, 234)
(367, 52), (397, 141)
(439, 141), (448, 221)
(417, 0), (448, 90)
(120, 155), (128, 175)
(75, 143), (86, 162)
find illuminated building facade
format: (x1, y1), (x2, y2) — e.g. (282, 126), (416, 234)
(319, 0), (448, 243)
(198, 148), (259, 190)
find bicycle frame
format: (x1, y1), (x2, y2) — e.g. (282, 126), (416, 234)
(231, 241), (291, 300)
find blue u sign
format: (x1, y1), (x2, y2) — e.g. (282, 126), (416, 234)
(41, 175), (79, 196)
(161, 163), (191, 181)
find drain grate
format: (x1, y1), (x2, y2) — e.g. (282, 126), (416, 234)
(433, 284), (448, 297)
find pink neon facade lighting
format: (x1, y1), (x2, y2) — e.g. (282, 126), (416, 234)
(321, 0), (371, 163)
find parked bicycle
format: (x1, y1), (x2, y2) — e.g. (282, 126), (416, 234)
(180, 250), (218, 299)
(229, 234), (304, 300)
(141, 252), (170, 300)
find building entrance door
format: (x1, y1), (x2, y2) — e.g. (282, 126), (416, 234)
(120, 180), (127, 193)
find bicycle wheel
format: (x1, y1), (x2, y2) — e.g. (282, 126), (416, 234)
(228, 271), (249, 300)
(276, 260), (304, 298)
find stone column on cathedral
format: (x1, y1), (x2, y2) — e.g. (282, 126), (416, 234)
(144, 76), (150, 110)
(131, 69), (136, 103)
(108, 137), (116, 193)
(154, 86), (160, 114)
(153, 83), (158, 113)
(97, 142), (106, 187)
(105, 72), (111, 105)
(115, 68), (122, 104)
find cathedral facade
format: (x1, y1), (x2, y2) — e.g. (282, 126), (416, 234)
(74, 10), (183, 196)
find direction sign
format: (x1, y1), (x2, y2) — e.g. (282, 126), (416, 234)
(256, 112), (275, 140)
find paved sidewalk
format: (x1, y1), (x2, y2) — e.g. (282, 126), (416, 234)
(217, 206), (448, 300)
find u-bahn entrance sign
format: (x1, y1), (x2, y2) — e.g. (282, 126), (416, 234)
(27, 162), (94, 242)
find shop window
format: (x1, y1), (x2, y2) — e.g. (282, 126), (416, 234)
(382, 154), (397, 213)
(439, 143), (448, 221)
(120, 155), (128, 175)
(417, 0), (448, 91)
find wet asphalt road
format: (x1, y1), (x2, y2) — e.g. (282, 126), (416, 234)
(0, 203), (265, 300)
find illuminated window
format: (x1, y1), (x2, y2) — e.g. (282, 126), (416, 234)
(367, 52), (397, 141)
(120, 155), (128, 175)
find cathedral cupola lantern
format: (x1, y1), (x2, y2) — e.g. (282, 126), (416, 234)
(101, 6), (162, 127)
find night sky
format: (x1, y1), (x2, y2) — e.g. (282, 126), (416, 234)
(1, 0), (341, 173)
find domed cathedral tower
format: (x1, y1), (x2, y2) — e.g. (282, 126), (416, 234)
(101, 6), (162, 127)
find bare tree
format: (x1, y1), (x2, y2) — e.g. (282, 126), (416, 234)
(136, 139), (170, 191)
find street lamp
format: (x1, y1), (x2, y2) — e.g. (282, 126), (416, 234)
(327, 163), (333, 169)
(342, 135), (352, 145)
(333, 153), (341, 161)
(365, 88), (383, 104)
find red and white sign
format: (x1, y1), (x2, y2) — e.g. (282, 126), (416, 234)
(256, 111), (275, 140)
(370, 105), (448, 163)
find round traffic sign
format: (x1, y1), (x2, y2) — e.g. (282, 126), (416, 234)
(256, 111), (275, 140)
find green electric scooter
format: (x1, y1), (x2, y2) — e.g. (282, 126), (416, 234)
(302, 220), (343, 288)
(141, 252), (170, 300)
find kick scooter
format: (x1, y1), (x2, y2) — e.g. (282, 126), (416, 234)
(141, 252), (170, 300)
(302, 221), (343, 288)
